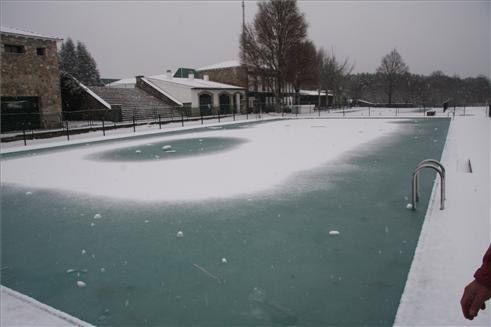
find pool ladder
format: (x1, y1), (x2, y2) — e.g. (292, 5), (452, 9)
(411, 159), (446, 210)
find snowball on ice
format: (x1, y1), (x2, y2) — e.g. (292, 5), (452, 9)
(176, 231), (184, 238)
(221, 257), (228, 264)
(93, 213), (102, 219)
(329, 230), (340, 236)
(135, 150), (142, 153)
(76, 281), (86, 288)
(81, 249), (87, 255)
(25, 191), (32, 196)
(162, 145), (172, 150)
(406, 203), (413, 210)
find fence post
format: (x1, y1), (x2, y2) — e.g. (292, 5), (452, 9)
(181, 110), (184, 127)
(200, 108), (204, 125)
(318, 106), (321, 117)
(23, 126), (27, 146)
(133, 115), (136, 133)
(463, 106), (466, 116)
(369, 106), (371, 116)
(158, 114), (162, 129)
(217, 107), (221, 123)
(343, 106), (345, 117)
(233, 105), (236, 121)
(65, 120), (70, 141)
(102, 118), (105, 136)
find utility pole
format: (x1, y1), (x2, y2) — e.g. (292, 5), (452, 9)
(242, 0), (249, 114)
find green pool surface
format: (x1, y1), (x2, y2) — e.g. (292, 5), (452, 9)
(1, 118), (450, 326)
(89, 137), (247, 162)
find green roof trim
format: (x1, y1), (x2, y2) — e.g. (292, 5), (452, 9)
(173, 68), (197, 78)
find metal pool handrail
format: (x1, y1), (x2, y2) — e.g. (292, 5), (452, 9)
(415, 159), (446, 201)
(411, 160), (446, 210)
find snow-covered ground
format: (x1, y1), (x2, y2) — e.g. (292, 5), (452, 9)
(1, 106), (489, 326)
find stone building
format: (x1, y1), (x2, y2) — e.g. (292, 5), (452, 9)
(196, 60), (297, 112)
(1, 26), (62, 131)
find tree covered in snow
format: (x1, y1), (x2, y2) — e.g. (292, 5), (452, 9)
(59, 38), (101, 111)
(59, 38), (78, 77)
(241, 0), (308, 110)
(58, 39), (101, 86)
(76, 41), (101, 86)
(376, 49), (409, 105)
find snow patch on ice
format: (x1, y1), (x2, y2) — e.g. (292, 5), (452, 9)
(1, 119), (401, 202)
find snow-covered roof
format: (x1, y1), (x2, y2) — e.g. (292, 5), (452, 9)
(75, 79), (111, 109)
(107, 77), (137, 86)
(299, 90), (333, 97)
(141, 77), (183, 106)
(196, 60), (241, 72)
(150, 75), (243, 90)
(0, 25), (62, 41)
(109, 74), (243, 90)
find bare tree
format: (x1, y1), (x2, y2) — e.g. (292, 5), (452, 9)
(286, 40), (319, 105)
(376, 49), (409, 105)
(240, 0), (307, 110)
(318, 48), (354, 107)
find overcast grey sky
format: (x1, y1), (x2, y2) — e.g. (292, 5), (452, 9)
(1, 1), (489, 79)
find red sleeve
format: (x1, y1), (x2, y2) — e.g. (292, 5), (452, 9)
(474, 245), (491, 289)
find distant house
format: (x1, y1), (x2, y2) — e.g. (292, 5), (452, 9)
(298, 90), (333, 107)
(0, 26), (62, 131)
(107, 71), (244, 115)
(196, 59), (297, 111)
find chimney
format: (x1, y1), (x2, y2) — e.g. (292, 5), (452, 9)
(165, 69), (172, 79)
(135, 75), (144, 86)
(188, 73), (195, 80)
(203, 75), (209, 81)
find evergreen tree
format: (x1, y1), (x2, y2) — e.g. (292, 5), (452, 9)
(59, 38), (78, 77)
(76, 41), (101, 86)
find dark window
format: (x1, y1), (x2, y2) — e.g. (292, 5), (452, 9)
(1, 96), (40, 131)
(4, 44), (25, 54)
(36, 47), (46, 56)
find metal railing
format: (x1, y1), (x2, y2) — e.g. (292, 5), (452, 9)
(411, 159), (446, 210)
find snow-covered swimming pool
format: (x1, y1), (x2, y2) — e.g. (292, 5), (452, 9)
(1, 118), (449, 326)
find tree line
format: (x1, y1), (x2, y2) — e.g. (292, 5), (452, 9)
(241, 0), (490, 108)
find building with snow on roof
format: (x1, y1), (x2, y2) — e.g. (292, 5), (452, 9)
(107, 71), (245, 116)
(1, 26), (63, 131)
(197, 60), (330, 112)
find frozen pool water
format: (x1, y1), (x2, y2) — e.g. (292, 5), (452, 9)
(1, 118), (450, 326)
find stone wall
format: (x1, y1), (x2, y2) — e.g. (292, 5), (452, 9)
(198, 67), (247, 88)
(1, 33), (62, 128)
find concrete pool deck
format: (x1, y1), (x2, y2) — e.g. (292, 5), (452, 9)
(1, 286), (94, 327)
(395, 109), (491, 326)
(1, 107), (490, 326)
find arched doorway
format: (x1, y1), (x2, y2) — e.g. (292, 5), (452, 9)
(219, 93), (231, 114)
(199, 93), (212, 115)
